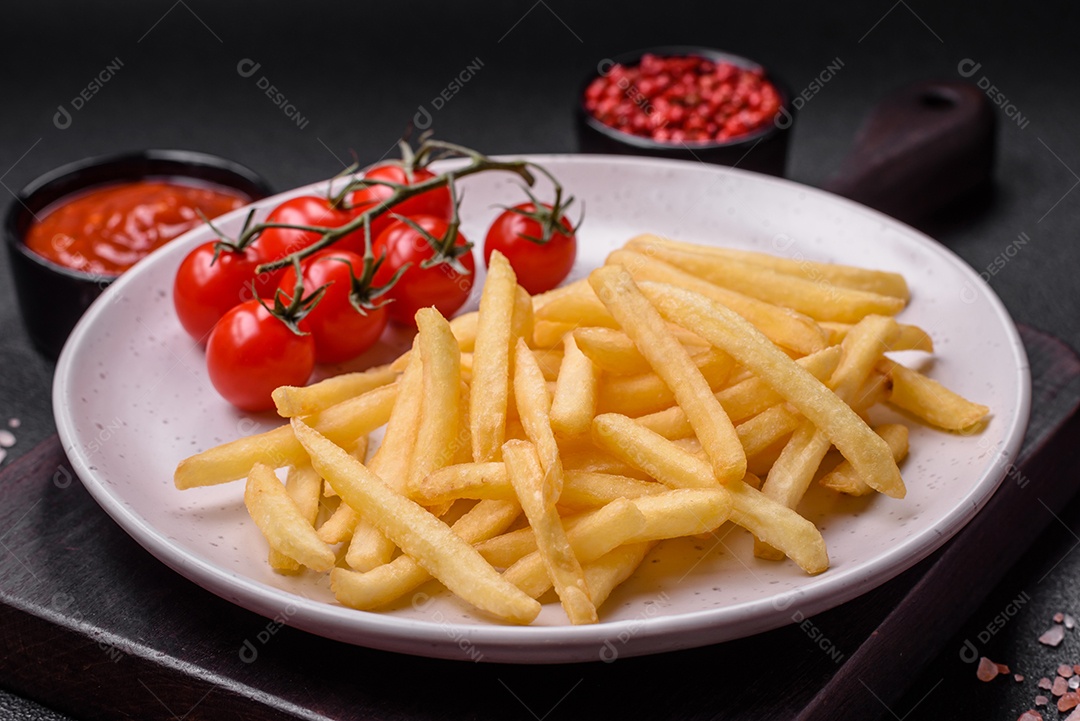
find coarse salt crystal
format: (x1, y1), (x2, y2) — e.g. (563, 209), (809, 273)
(1040, 625), (1066, 647)
(1054, 676), (1070, 696)
(1016, 673), (1025, 682)
(977, 657), (1000, 682)
(1056, 613), (1066, 623)
(1067, 615), (1077, 630)
(1036, 695), (1049, 706)
(1018, 710), (1044, 721)
(1062, 693), (1080, 712)
(1060, 664), (1075, 678)
(7, 418), (19, 428)
(1072, 676), (1080, 690)
(998, 663), (1012, 675)
(1040, 677), (1054, 690)
(0, 430), (13, 448)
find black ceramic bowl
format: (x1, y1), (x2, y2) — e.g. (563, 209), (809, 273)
(576, 46), (793, 177)
(5, 149), (272, 360)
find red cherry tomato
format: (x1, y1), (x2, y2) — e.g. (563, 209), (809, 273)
(173, 241), (281, 343)
(205, 300), (315, 412)
(373, 215), (474, 326)
(277, 250), (390, 364)
(349, 165), (452, 240)
(483, 203), (577, 295)
(252, 196), (365, 265)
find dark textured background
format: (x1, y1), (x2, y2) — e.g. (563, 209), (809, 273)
(0, 2), (1077, 718)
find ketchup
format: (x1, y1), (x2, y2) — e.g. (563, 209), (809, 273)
(24, 180), (249, 276)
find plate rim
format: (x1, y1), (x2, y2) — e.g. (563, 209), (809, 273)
(53, 153), (1031, 663)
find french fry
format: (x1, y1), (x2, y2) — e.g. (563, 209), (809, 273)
(626, 234), (910, 300)
(502, 439), (597, 624)
(294, 418), (540, 624)
(640, 281), (904, 499)
(534, 285), (617, 328)
(268, 463), (324, 572)
(550, 334), (599, 438)
(174, 382), (398, 490)
(589, 413), (827, 573)
(471, 250), (518, 462)
(333, 340), (424, 553)
(615, 246), (906, 323)
(411, 462), (510, 504)
(592, 413), (717, 489)
(821, 322), (933, 352)
(347, 306), (462, 569)
(245, 463), (336, 573)
(879, 359), (990, 430)
(513, 337), (566, 499)
(513, 284), (535, 345)
(635, 346), (842, 439)
(331, 499), (521, 610)
(625, 488), (733, 542)
(272, 366), (398, 418)
(561, 447), (653, 479)
(596, 349), (735, 417)
(558, 472), (669, 510)
(821, 424), (910, 495)
(606, 249), (827, 355)
(590, 265), (746, 484)
(584, 542), (655, 610)
(501, 491), (646, 602)
(736, 404), (802, 459)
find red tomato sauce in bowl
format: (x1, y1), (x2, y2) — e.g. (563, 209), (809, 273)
(24, 180), (248, 276)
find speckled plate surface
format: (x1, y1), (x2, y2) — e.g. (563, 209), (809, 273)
(53, 155), (1029, 663)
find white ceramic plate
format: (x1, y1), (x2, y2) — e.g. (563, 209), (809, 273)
(54, 155), (1029, 663)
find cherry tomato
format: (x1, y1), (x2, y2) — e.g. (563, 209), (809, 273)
(173, 241), (281, 343)
(278, 250), (390, 364)
(349, 165), (452, 240)
(483, 203), (577, 295)
(205, 299), (315, 412)
(373, 215), (474, 326)
(252, 196), (365, 265)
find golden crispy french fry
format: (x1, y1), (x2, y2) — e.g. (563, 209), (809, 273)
(607, 249), (827, 355)
(324, 435), (370, 498)
(531, 278), (591, 311)
(821, 424), (910, 495)
(558, 472), (668, 510)
(513, 284), (534, 344)
(531, 321), (577, 349)
(501, 492), (646, 603)
(550, 334), (599, 438)
(626, 234), (910, 300)
(625, 488), (733, 542)
(879, 359), (990, 430)
(245, 463), (335, 573)
(175, 382), (398, 490)
(331, 499), (521, 610)
(294, 419), (539, 624)
(476, 525), (542, 568)
(347, 310), (462, 574)
(332, 342), (424, 551)
(617, 246), (905, 323)
(272, 366), (398, 418)
(513, 337), (566, 499)
(572, 326), (709, 376)
(596, 349), (735, 417)
(471, 250), (518, 462)
(411, 462), (510, 504)
(502, 439), (597, 624)
(736, 404), (802, 459)
(269, 463), (324, 572)
(821, 322), (933, 352)
(534, 285), (617, 328)
(635, 346), (842, 439)
(592, 413), (716, 489)
(560, 447), (653, 479)
(584, 542), (655, 610)
(590, 265), (746, 484)
(589, 414), (827, 573)
(640, 281), (904, 499)
(754, 315), (900, 558)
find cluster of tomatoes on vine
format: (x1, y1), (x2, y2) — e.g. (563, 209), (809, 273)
(172, 138), (581, 411)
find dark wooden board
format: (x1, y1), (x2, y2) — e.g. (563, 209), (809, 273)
(0, 325), (1077, 721)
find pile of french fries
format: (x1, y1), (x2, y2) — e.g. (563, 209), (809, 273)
(175, 234), (990, 626)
